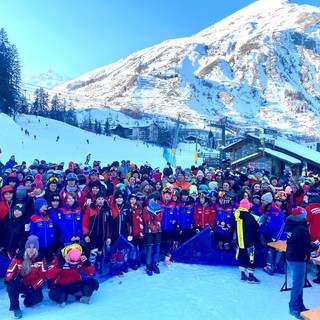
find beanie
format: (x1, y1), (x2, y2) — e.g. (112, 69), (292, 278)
(96, 191), (106, 199)
(34, 198), (48, 210)
(140, 181), (149, 190)
(291, 206), (307, 220)
(33, 174), (43, 189)
(25, 235), (39, 250)
(261, 192), (273, 204)
(67, 248), (81, 264)
(13, 203), (25, 214)
(16, 185), (28, 200)
(153, 172), (162, 181)
(196, 170), (204, 178)
(1, 185), (14, 194)
(239, 199), (251, 210)
(49, 193), (60, 203)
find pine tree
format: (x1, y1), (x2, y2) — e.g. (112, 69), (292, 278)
(0, 28), (21, 116)
(104, 119), (110, 135)
(32, 88), (49, 116)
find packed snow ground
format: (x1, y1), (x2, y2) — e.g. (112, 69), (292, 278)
(0, 263), (320, 320)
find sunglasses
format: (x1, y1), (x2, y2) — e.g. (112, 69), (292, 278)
(70, 259), (80, 263)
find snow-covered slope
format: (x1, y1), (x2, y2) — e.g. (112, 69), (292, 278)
(0, 113), (198, 169)
(51, 0), (320, 137)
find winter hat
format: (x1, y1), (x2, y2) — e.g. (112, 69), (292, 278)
(7, 173), (18, 183)
(196, 170), (204, 178)
(68, 161), (75, 171)
(67, 248), (81, 264)
(252, 194), (261, 201)
(33, 174), (43, 189)
(261, 192), (273, 204)
(140, 181), (149, 190)
(147, 202), (161, 215)
(153, 172), (162, 181)
(291, 206), (307, 220)
(34, 198), (48, 210)
(189, 185), (198, 195)
(1, 185), (14, 194)
(66, 172), (78, 181)
(306, 188), (319, 201)
(128, 193), (137, 201)
(49, 193), (60, 203)
(13, 203), (25, 214)
(25, 235), (39, 250)
(208, 181), (219, 191)
(148, 191), (160, 201)
(83, 166), (90, 176)
(180, 189), (189, 196)
(90, 180), (102, 190)
(239, 199), (251, 210)
(198, 184), (209, 193)
(77, 174), (87, 185)
(261, 178), (270, 185)
(96, 191), (106, 199)
(16, 185), (28, 200)
(24, 175), (34, 183)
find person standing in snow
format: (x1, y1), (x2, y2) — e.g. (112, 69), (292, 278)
(285, 206), (319, 319)
(234, 199), (260, 283)
(143, 201), (162, 276)
(85, 153), (91, 165)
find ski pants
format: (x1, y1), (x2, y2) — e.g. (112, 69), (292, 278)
(49, 278), (99, 304)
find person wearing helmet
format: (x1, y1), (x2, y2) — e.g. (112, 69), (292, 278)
(143, 201), (163, 276)
(59, 173), (85, 207)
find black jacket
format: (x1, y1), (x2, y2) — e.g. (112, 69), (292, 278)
(285, 215), (317, 262)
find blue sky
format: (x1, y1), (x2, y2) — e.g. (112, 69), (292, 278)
(0, 0), (318, 78)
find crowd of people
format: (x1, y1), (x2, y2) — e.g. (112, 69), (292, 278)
(0, 156), (320, 319)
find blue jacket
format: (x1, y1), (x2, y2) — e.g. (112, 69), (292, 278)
(177, 198), (194, 229)
(259, 202), (286, 241)
(30, 211), (55, 248)
(214, 203), (234, 236)
(159, 200), (178, 231)
(58, 204), (83, 244)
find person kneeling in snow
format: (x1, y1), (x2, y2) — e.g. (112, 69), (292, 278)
(46, 244), (99, 306)
(5, 235), (46, 319)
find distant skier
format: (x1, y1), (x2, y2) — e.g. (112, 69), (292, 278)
(56, 136), (60, 142)
(85, 153), (91, 165)
(34, 135), (37, 140)
(86, 139), (89, 145)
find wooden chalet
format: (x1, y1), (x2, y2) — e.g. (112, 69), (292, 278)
(222, 133), (320, 176)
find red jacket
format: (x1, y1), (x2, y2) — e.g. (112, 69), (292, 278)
(46, 256), (95, 286)
(131, 204), (144, 238)
(194, 203), (216, 229)
(143, 207), (162, 234)
(0, 200), (12, 221)
(306, 201), (320, 242)
(5, 253), (46, 290)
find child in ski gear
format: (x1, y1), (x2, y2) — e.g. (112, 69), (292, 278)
(5, 235), (46, 319)
(234, 199), (260, 283)
(143, 201), (162, 275)
(46, 244), (99, 306)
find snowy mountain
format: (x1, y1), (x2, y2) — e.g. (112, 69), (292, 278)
(53, 0), (320, 137)
(23, 70), (71, 98)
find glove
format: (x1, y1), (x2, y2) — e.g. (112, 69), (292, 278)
(58, 258), (66, 269)
(12, 274), (24, 287)
(127, 235), (133, 242)
(24, 285), (34, 296)
(195, 228), (200, 234)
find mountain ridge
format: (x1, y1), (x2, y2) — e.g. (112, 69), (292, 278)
(50, 0), (320, 138)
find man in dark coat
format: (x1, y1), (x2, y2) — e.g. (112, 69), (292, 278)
(285, 206), (319, 319)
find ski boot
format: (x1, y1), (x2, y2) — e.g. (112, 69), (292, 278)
(152, 263), (160, 274)
(247, 273), (260, 284)
(263, 265), (274, 276)
(146, 264), (153, 276)
(240, 271), (248, 282)
(13, 308), (22, 319)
